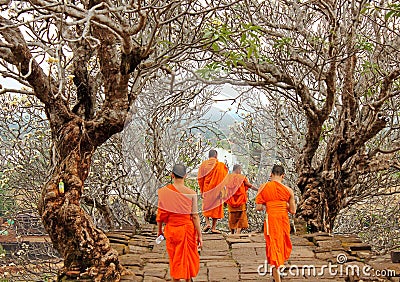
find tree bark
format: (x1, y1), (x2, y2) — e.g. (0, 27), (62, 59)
(38, 118), (126, 280)
(297, 173), (344, 233)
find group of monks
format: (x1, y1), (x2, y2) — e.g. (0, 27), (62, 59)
(157, 149), (296, 282)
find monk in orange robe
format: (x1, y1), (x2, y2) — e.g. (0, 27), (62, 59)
(157, 164), (203, 282)
(255, 164), (296, 282)
(197, 149), (228, 233)
(223, 164), (257, 234)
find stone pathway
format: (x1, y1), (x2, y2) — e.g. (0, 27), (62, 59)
(108, 225), (400, 282)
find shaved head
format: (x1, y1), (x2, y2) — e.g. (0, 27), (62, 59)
(172, 164), (187, 179)
(209, 149), (218, 158)
(271, 164), (285, 176)
(232, 164), (242, 173)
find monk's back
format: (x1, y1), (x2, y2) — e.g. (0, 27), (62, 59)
(198, 159), (227, 192)
(261, 181), (290, 202)
(158, 184), (193, 218)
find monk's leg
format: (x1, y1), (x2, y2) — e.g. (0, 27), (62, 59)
(204, 217), (211, 230)
(228, 212), (235, 234)
(211, 218), (218, 231)
(272, 267), (281, 282)
(236, 228), (241, 234)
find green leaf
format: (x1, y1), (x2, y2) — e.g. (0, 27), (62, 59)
(240, 33), (247, 45)
(385, 10), (396, 20)
(212, 42), (220, 51)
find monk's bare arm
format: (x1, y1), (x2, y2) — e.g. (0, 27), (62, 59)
(256, 204), (265, 211)
(287, 188), (296, 214)
(198, 177), (205, 196)
(191, 195), (203, 249)
(157, 221), (163, 237)
(244, 178), (258, 191)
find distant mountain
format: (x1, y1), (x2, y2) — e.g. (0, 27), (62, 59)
(203, 106), (242, 129)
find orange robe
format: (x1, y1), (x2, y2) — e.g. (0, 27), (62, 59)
(223, 173), (250, 229)
(223, 173), (248, 208)
(255, 181), (292, 267)
(197, 158), (228, 219)
(157, 184), (199, 280)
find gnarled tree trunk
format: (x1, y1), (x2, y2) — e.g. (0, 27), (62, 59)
(0, 7), (148, 278)
(297, 173), (344, 233)
(38, 118), (125, 280)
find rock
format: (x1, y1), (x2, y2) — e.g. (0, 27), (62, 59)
(315, 251), (335, 261)
(119, 254), (143, 266)
(231, 242), (265, 249)
(312, 235), (334, 245)
(109, 238), (129, 245)
(199, 255), (232, 262)
(343, 242), (372, 252)
(335, 235), (363, 244)
(291, 236), (315, 246)
(203, 238), (229, 251)
(290, 247), (315, 258)
(239, 262), (266, 274)
(143, 276), (165, 282)
(208, 266), (239, 281)
(200, 249), (231, 256)
(226, 237), (252, 245)
(110, 243), (128, 255)
(249, 234), (266, 243)
(140, 252), (166, 260)
(302, 232), (331, 242)
(354, 251), (372, 260)
(316, 239), (345, 251)
(391, 251), (400, 263)
(147, 257), (169, 264)
(231, 247), (257, 258)
(64, 270), (80, 278)
(240, 272), (264, 280)
(130, 245), (151, 254)
(206, 260), (237, 267)
(120, 274), (139, 281)
(129, 238), (150, 247)
(106, 232), (131, 241)
(143, 267), (167, 279)
(203, 233), (225, 240)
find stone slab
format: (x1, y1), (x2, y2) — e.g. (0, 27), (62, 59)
(119, 254), (143, 266)
(143, 277), (165, 282)
(106, 232), (131, 240)
(140, 252), (167, 260)
(202, 233), (225, 240)
(231, 242), (265, 249)
(130, 245), (151, 254)
(290, 247), (315, 258)
(342, 242), (372, 251)
(206, 260), (237, 267)
(120, 274), (139, 281)
(111, 243), (129, 255)
(239, 262), (265, 274)
(240, 272), (264, 280)
(200, 255), (232, 262)
(226, 238), (252, 244)
(208, 266), (239, 281)
(143, 268), (167, 279)
(200, 250), (229, 256)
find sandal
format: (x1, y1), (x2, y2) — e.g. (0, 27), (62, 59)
(202, 225), (211, 233)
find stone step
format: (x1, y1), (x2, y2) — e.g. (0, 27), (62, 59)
(117, 226), (400, 282)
